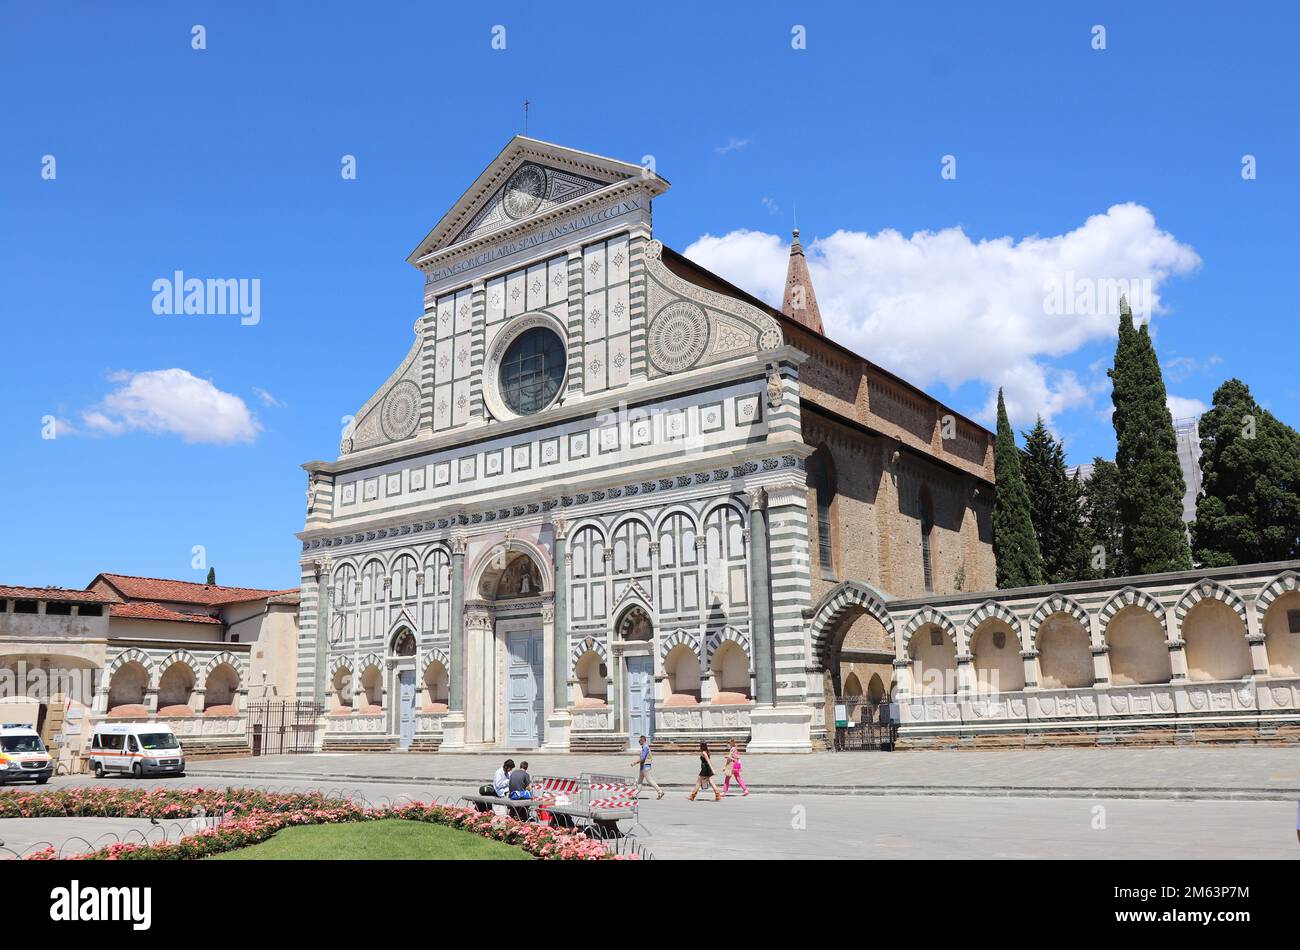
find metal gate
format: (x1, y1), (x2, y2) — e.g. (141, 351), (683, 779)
(831, 697), (897, 751)
(247, 701), (320, 756)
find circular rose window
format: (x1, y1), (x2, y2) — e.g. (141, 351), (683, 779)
(498, 326), (566, 415)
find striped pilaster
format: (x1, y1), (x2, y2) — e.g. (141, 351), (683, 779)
(628, 234), (649, 380)
(295, 568), (320, 702)
(418, 303), (438, 432)
(766, 481), (812, 705)
(468, 281), (487, 419)
(565, 247), (584, 396)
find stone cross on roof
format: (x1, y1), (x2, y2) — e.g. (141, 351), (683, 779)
(782, 227), (824, 334)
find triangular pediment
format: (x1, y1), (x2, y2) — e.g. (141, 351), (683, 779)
(407, 137), (666, 265)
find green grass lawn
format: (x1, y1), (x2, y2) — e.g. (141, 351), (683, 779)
(209, 819), (533, 861)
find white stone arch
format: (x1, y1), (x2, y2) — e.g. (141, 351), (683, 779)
(420, 647), (450, 677)
(963, 600), (1025, 650)
(420, 542), (453, 567)
(652, 502), (705, 536)
(609, 510), (655, 536)
(359, 651), (383, 673)
(1027, 594), (1091, 648)
(108, 648), (156, 686)
(705, 625), (751, 662)
(328, 655), (354, 678)
(155, 650), (200, 710)
(1256, 571), (1300, 617)
(386, 612), (419, 651)
(901, 606), (961, 653)
(808, 581), (896, 667)
(568, 634), (609, 677)
(1173, 578), (1249, 634)
(467, 535), (554, 597)
(157, 649), (199, 679)
(566, 516), (610, 544)
(609, 593), (655, 640)
(700, 495), (749, 527)
(201, 651), (245, 681)
(660, 628), (701, 661)
(1098, 586), (1166, 634)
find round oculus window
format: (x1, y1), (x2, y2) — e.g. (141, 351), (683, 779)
(498, 326), (565, 415)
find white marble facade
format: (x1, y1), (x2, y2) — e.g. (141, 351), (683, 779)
(298, 138), (815, 752)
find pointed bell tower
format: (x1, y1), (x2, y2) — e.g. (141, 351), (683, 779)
(782, 227), (824, 334)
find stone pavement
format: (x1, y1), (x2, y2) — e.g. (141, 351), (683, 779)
(183, 745), (1300, 800)
(21, 774), (1300, 859)
(0, 816), (199, 859)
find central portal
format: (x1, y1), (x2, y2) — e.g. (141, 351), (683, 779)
(506, 630), (544, 748)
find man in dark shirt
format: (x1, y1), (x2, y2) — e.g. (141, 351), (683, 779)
(507, 761), (532, 800)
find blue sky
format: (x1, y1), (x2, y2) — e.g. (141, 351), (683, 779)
(2, 2), (1297, 590)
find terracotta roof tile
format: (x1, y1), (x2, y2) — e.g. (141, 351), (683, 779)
(93, 573), (295, 607)
(109, 602), (223, 625)
(0, 585), (113, 604)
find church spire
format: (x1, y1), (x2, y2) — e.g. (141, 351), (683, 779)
(782, 227), (824, 334)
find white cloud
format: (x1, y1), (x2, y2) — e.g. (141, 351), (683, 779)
(683, 203), (1200, 426)
(78, 369), (261, 445)
(252, 386), (286, 409)
(715, 136), (752, 155)
(1163, 353), (1222, 383)
(1166, 394), (1208, 420)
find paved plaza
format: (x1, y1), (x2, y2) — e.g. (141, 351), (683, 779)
(183, 745), (1300, 799)
(4, 746), (1297, 859)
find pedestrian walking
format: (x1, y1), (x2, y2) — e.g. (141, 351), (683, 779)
(687, 741), (722, 801)
(720, 738), (749, 796)
(632, 735), (666, 799)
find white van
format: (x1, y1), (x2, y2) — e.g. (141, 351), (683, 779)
(0, 724), (53, 785)
(88, 722), (186, 779)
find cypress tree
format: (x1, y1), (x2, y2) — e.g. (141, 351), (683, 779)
(1108, 297), (1192, 573)
(1021, 417), (1087, 583)
(993, 389), (1044, 588)
(1193, 378), (1300, 566)
(1081, 458), (1126, 578)
(206, 567), (217, 586)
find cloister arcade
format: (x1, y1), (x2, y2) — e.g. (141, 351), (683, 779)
(808, 563), (1300, 746)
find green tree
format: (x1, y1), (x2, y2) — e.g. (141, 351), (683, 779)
(993, 389), (1044, 588)
(1081, 458), (1126, 578)
(1021, 418), (1087, 583)
(1108, 297), (1191, 573)
(206, 567), (217, 586)
(1193, 378), (1300, 566)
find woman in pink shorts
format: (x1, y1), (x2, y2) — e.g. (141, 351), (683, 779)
(721, 738), (749, 796)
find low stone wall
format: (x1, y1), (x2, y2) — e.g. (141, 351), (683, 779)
(897, 677), (1300, 749)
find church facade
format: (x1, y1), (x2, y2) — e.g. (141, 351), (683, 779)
(296, 138), (998, 753)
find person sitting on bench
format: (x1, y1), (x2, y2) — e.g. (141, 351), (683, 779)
(508, 761), (532, 800)
(484, 758), (514, 797)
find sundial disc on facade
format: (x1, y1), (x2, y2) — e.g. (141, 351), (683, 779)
(380, 379), (421, 441)
(502, 164), (548, 219)
(647, 301), (709, 373)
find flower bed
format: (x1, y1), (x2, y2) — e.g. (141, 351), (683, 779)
(1, 787), (628, 861)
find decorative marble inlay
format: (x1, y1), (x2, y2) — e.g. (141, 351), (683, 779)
(502, 164), (548, 220)
(380, 380), (421, 441)
(648, 301), (709, 373)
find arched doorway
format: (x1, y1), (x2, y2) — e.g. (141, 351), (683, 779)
(616, 605), (655, 741)
(466, 542), (554, 750)
(807, 582), (897, 744)
(389, 627), (418, 748)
